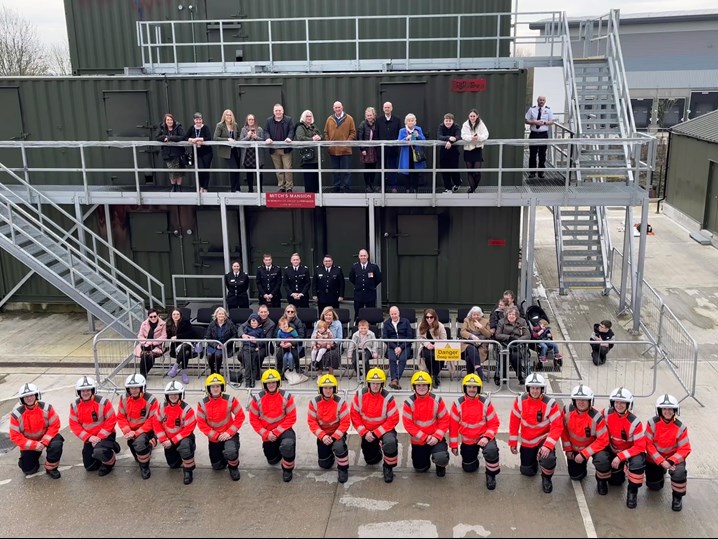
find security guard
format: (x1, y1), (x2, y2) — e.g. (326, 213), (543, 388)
(225, 260), (249, 309)
(312, 254), (345, 313)
(283, 252), (311, 308)
(524, 96), (555, 178)
(349, 248), (382, 318)
(256, 253), (282, 307)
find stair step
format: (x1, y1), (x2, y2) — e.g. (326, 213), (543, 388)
(563, 239), (602, 246)
(561, 249), (602, 257)
(561, 259), (604, 268)
(563, 270), (605, 278)
(581, 149), (626, 155)
(563, 281), (606, 288)
(560, 210), (595, 217)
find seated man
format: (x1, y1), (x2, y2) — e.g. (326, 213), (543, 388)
(382, 306), (413, 390)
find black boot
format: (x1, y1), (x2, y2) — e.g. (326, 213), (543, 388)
(46, 469), (61, 479)
(229, 466), (240, 481)
(98, 464), (113, 477)
(626, 488), (638, 509)
(542, 475), (553, 493)
(672, 492), (683, 512)
(183, 469), (193, 485)
(283, 468), (293, 482)
(597, 479), (608, 495)
(436, 466), (446, 477)
(486, 474), (496, 490)
(140, 463), (151, 480)
(338, 467), (349, 484)
(383, 464), (394, 483)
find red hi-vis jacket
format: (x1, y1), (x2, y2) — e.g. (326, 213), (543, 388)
(69, 395), (117, 442)
(196, 394), (245, 442)
(249, 389), (296, 442)
(509, 393), (563, 450)
(10, 402), (61, 451)
(117, 392), (159, 435)
(645, 416), (692, 466)
(350, 388), (399, 438)
(402, 392), (450, 445)
(561, 405), (609, 458)
(603, 408), (646, 461)
(153, 401), (196, 445)
(449, 394), (499, 449)
(308, 394), (350, 440)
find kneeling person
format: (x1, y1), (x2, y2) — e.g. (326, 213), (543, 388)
(308, 374), (351, 483)
(118, 374), (159, 480)
(153, 381), (197, 485)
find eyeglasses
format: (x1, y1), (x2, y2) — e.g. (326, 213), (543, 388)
(149, 315), (158, 319)
(425, 315), (435, 319)
(286, 310), (295, 314)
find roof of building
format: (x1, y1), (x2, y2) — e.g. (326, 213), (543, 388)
(670, 109), (718, 144)
(530, 9), (718, 30)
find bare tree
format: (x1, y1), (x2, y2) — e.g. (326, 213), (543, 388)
(47, 42), (72, 76)
(0, 6), (48, 76)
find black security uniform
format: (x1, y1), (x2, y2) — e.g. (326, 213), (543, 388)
(283, 264), (312, 308)
(349, 262), (382, 317)
(225, 270), (249, 309)
(313, 265), (345, 313)
(256, 264), (282, 307)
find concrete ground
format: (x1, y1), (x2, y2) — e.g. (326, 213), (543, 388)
(1, 204), (717, 538)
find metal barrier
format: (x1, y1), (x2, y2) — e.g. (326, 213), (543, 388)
(608, 247), (701, 404)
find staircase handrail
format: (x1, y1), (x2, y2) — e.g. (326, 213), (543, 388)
(561, 13), (583, 137)
(553, 206), (565, 292)
(0, 163), (165, 308)
(605, 9), (636, 135)
(0, 190), (148, 322)
(595, 205), (612, 288)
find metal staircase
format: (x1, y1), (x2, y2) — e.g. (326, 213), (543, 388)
(554, 10), (636, 295)
(0, 165), (165, 338)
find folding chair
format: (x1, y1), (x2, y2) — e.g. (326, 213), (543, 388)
(267, 307), (285, 325)
(229, 307), (253, 325)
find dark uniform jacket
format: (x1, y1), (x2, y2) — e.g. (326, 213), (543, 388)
(283, 264), (311, 298)
(256, 264), (282, 302)
(349, 262), (382, 301)
(312, 265), (345, 304)
(225, 271), (249, 303)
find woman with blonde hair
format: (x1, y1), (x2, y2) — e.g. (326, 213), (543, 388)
(204, 307), (237, 375)
(215, 109), (241, 191)
(313, 306), (343, 375)
(295, 110), (322, 193)
(460, 306), (492, 380)
(397, 113), (427, 193)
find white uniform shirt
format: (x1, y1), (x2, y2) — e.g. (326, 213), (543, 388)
(525, 105), (555, 133)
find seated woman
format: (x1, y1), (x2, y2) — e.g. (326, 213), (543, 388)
(495, 307), (531, 384)
(313, 307), (343, 375)
(204, 307), (237, 375)
(275, 305), (306, 373)
(460, 306), (492, 380)
(134, 308), (167, 377)
(417, 308), (448, 388)
(166, 307), (194, 385)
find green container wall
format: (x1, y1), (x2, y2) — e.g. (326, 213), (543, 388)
(65, 0), (511, 74)
(665, 134), (718, 226)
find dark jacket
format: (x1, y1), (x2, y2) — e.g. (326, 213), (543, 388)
(437, 122), (462, 157)
(155, 123), (186, 161)
(312, 265), (345, 304)
(283, 265), (311, 298)
(349, 262), (382, 300)
(225, 271), (249, 301)
(382, 317), (414, 358)
(264, 115), (295, 154)
(294, 122), (321, 164)
(184, 124), (213, 157)
(205, 319), (237, 354)
(377, 114), (402, 157)
(592, 323), (615, 349)
(166, 317), (193, 357)
(256, 264), (282, 301)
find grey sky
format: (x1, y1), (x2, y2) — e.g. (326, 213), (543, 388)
(2, 0), (717, 47)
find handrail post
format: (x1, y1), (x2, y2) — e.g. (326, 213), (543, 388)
(171, 22), (178, 72)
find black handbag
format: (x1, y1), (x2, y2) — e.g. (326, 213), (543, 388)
(412, 146), (427, 164)
(299, 146), (316, 164)
(179, 152), (193, 168)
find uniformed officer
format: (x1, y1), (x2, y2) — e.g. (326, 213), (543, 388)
(349, 248), (382, 318)
(225, 261), (249, 309)
(312, 254), (345, 313)
(256, 253), (282, 307)
(524, 96), (555, 179)
(283, 252), (311, 308)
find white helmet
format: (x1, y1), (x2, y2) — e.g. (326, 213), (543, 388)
(164, 380), (185, 401)
(125, 373), (147, 394)
(525, 372), (547, 393)
(609, 387), (634, 410)
(655, 393), (679, 416)
(18, 383), (41, 403)
(75, 376), (97, 397)
(571, 384), (594, 406)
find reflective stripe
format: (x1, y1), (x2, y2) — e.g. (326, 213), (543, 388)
(357, 388), (390, 423)
(158, 402), (193, 436)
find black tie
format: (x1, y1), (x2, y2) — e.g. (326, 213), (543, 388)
(362, 265), (366, 271)
(537, 108), (542, 121)
(235, 273), (238, 278)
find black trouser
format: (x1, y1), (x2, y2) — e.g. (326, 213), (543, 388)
(459, 440), (500, 475)
(207, 351), (224, 374)
(422, 348), (443, 379)
(410, 439), (450, 472)
(605, 449), (645, 487)
(138, 347), (159, 376)
(528, 131), (548, 173)
(440, 152), (461, 190)
(566, 450), (611, 481)
(208, 434), (240, 470)
(18, 434), (64, 474)
(196, 152), (213, 190)
(127, 431), (155, 462)
(227, 294), (249, 309)
(519, 444), (556, 477)
(258, 295), (281, 308)
(81, 432), (119, 471)
(243, 348), (261, 380)
(226, 150), (241, 191)
(262, 429), (296, 471)
(172, 343), (192, 369)
(464, 345), (485, 379)
(243, 167), (263, 192)
(287, 295), (309, 308)
(164, 434), (196, 470)
(591, 344), (610, 365)
(363, 163), (377, 189)
(465, 161), (482, 190)
(317, 435), (349, 469)
(361, 430), (398, 467)
(646, 460), (687, 495)
(301, 163), (319, 193)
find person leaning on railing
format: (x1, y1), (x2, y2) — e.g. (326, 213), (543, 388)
(294, 110), (322, 194)
(239, 113), (265, 193)
(155, 113), (186, 192)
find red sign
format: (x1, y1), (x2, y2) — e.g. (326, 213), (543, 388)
(451, 78), (487, 93)
(487, 239), (506, 247)
(265, 192), (316, 209)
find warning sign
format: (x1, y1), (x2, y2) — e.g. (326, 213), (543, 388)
(434, 341), (461, 361)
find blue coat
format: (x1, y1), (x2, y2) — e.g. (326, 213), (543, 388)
(382, 317), (414, 358)
(398, 127), (428, 173)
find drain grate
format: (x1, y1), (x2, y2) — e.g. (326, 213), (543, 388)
(0, 432), (16, 455)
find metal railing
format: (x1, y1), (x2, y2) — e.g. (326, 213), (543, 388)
(136, 11), (569, 73)
(0, 162), (165, 308)
(608, 247), (701, 404)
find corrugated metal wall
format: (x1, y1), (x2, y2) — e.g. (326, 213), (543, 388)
(665, 134), (718, 225)
(65, 0), (511, 74)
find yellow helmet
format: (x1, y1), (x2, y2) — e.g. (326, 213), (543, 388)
(462, 373), (483, 394)
(205, 373), (226, 393)
(411, 371), (432, 391)
(366, 368), (387, 384)
(317, 374), (338, 394)
(261, 369), (282, 390)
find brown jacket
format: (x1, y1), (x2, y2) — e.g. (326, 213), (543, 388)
(459, 316), (492, 352)
(323, 114), (357, 156)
